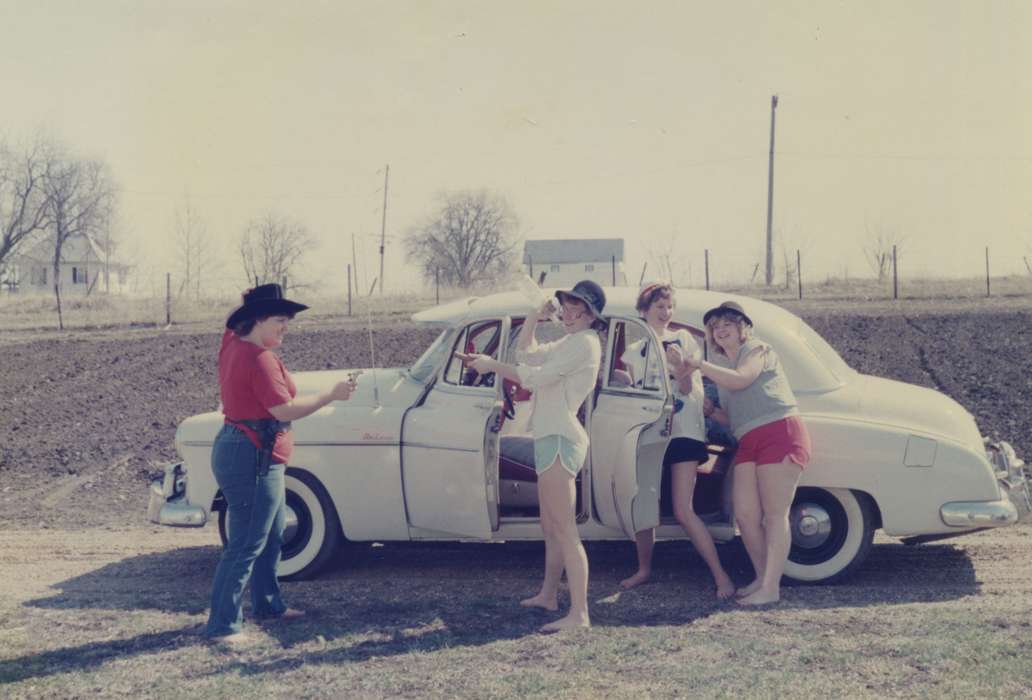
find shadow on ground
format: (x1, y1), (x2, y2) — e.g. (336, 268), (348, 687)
(6, 538), (979, 683)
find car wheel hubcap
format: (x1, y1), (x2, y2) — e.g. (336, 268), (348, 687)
(787, 489), (851, 566)
(792, 503), (832, 548)
(282, 505), (300, 545)
(281, 491), (314, 559)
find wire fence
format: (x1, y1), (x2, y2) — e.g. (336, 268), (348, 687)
(3, 250), (1032, 333)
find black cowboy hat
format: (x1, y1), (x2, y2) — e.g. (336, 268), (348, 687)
(555, 279), (606, 318)
(702, 300), (753, 327)
(225, 283), (309, 329)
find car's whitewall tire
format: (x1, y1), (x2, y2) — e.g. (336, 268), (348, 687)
(216, 468), (343, 581)
(783, 487), (876, 584)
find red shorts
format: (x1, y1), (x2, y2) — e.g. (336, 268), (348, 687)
(732, 416), (811, 469)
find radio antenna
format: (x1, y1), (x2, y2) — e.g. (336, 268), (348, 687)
(365, 294), (382, 410)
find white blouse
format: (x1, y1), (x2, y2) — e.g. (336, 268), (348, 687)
(620, 327), (706, 442)
(515, 329), (602, 449)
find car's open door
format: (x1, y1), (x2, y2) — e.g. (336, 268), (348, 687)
(400, 317), (509, 538)
(590, 316), (674, 537)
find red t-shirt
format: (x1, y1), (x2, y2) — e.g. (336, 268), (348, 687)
(219, 329), (297, 464)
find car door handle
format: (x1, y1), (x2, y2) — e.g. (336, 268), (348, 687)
(641, 405), (660, 412)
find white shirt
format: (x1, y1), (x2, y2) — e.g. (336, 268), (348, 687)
(515, 329), (602, 449)
(620, 327), (706, 442)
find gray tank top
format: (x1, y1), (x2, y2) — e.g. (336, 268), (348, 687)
(716, 338), (798, 439)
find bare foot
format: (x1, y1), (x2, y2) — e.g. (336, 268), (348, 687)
(520, 594), (558, 612)
(715, 575), (737, 600)
(256, 607), (306, 623)
(619, 570), (651, 590)
(737, 587), (780, 606)
(540, 612), (590, 633)
(735, 579), (761, 598)
(209, 631), (250, 647)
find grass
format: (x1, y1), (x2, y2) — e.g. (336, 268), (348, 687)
(2, 527), (1031, 698)
(2, 275), (1031, 334)
(724, 273), (1032, 303)
(0, 289), (463, 335)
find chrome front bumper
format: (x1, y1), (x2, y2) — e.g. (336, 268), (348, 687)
(147, 462), (207, 527)
(940, 441), (1032, 528)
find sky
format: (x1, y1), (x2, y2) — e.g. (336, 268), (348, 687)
(3, 0), (1031, 296)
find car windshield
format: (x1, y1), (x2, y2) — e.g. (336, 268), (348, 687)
(408, 328), (454, 382)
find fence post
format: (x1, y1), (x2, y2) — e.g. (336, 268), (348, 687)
(528, 257), (533, 280)
(435, 268), (440, 305)
(797, 249), (802, 300)
(704, 249), (710, 291)
(282, 276), (288, 291)
(985, 247), (991, 297)
(612, 255), (616, 285)
(165, 272), (171, 326)
(347, 264), (352, 316)
(892, 245), (898, 300)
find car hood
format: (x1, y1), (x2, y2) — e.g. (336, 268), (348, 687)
(807, 374), (984, 452)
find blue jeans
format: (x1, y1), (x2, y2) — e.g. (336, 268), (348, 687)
(205, 424), (288, 637)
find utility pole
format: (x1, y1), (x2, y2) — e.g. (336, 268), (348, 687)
(765, 94), (778, 286)
(379, 164), (389, 295)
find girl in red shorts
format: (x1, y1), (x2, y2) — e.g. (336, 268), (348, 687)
(685, 301), (812, 606)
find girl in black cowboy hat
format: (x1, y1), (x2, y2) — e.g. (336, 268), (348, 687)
(206, 284), (358, 646)
(458, 280), (605, 632)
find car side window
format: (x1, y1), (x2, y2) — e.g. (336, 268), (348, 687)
(605, 319), (665, 394)
(503, 318), (566, 360)
(442, 320), (503, 388)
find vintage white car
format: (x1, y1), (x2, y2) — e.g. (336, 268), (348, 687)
(148, 288), (1031, 584)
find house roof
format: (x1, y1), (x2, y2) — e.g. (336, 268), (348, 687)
(523, 238), (624, 264)
(15, 232), (118, 265)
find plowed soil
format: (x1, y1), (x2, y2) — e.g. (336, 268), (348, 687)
(0, 307), (1029, 529)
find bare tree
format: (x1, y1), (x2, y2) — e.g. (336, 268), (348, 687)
(863, 219), (904, 282)
(42, 146), (116, 329)
(173, 196), (216, 299)
(239, 212), (315, 289)
(645, 238), (677, 286)
(405, 190), (519, 288)
(0, 138), (53, 285)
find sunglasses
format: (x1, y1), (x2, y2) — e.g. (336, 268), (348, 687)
(559, 304), (592, 322)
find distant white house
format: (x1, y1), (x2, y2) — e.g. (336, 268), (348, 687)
(523, 238), (627, 287)
(3, 232), (130, 295)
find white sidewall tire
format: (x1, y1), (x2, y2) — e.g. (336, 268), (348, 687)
(784, 487), (874, 585)
(215, 468), (341, 581)
(277, 471), (329, 579)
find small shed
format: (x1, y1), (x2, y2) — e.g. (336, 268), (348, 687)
(522, 238), (627, 287)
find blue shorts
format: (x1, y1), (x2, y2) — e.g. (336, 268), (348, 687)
(534, 434), (586, 477)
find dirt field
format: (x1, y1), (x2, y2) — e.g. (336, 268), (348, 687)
(1, 298), (1031, 697)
